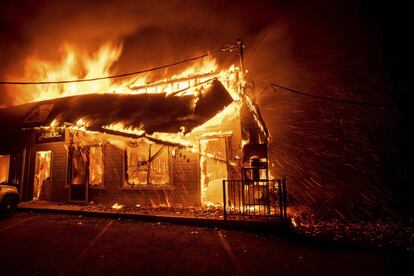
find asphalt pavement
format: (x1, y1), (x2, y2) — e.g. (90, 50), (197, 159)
(0, 212), (412, 275)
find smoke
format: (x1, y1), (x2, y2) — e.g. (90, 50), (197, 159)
(0, 0), (409, 217)
(0, 0), (283, 106)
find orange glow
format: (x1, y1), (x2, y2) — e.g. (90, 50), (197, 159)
(102, 123), (145, 136)
(13, 41), (268, 211)
(16, 43), (122, 104)
(111, 203), (124, 210)
(19, 41), (245, 156)
(13, 42), (241, 105)
(33, 150), (51, 200)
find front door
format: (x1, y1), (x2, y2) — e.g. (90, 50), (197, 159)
(69, 147), (88, 202)
(199, 137), (228, 206)
(33, 150), (51, 200)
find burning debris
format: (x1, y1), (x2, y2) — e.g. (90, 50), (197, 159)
(83, 201), (225, 219)
(289, 205), (414, 251)
(111, 203), (124, 210)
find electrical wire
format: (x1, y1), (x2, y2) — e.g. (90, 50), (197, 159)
(269, 82), (397, 109)
(245, 27), (272, 65)
(0, 46), (232, 85)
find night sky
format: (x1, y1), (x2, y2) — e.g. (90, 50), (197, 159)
(0, 0), (411, 217)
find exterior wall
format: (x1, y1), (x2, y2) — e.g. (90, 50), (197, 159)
(15, 131), (200, 207)
(226, 116), (243, 180)
(3, 110), (243, 207)
(88, 145), (198, 207)
(194, 112), (243, 181)
(172, 150), (199, 207)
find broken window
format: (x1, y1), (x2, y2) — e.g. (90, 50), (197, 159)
(70, 146), (104, 187)
(148, 144), (169, 185)
(0, 155), (10, 184)
(125, 141), (169, 187)
(71, 147), (88, 185)
(88, 146), (103, 187)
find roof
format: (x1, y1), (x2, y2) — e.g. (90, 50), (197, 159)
(0, 79), (233, 134)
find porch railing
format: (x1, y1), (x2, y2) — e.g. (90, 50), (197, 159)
(222, 179), (288, 220)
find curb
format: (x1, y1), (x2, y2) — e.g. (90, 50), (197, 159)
(17, 206), (292, 233)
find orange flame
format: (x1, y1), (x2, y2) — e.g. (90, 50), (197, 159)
(16, 43), (122, 104)
(13, 42), (237, 104)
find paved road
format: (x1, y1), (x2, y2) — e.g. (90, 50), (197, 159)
(0, 212), (411, 275)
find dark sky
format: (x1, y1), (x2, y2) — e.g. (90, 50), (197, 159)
(0, 0), (411, 215)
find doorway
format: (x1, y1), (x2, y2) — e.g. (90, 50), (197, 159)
(33, 150), (51, 200)
(69, 147), (88, 202)
(200, 137), (228, 206)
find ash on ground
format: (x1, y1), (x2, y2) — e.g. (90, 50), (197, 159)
(289, 205), (414, 252)
(81, 202), (224, 219)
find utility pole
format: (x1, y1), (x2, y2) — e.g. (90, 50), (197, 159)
(236, 39), (245, 97)
(236, 39), (245, 77)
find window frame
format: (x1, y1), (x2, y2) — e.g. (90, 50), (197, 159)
(67, 145), (105, 190)
(0, 154), (11, 184)
(124, 142), (172, 188)
(88, 145), (105, 189)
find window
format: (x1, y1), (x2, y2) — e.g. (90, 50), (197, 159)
(89, 146), (104, 187)
(70, 146), (104, 188)
(125, 142), (169, 187)
(71, 147), (87, 185)
(0, 155), (10, 184)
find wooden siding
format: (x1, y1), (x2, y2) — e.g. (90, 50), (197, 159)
(172, 150), (199, 207)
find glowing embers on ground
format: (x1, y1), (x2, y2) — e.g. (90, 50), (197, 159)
(111, 203), (124, 210)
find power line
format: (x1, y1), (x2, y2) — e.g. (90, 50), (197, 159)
(0, 46), (232, 85)
(245, 27), (272, 65)
(269, 82), (397, 109)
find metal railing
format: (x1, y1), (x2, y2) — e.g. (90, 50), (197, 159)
(222, 179), (287, 220)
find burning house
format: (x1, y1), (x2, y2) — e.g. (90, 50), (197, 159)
(0, 42), (285, 217)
